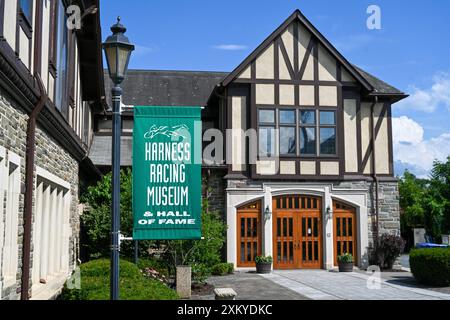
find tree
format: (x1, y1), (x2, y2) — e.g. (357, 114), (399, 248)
(399, 158), (450, 244)
(430, 157), (450, 234)
(80, 169), (151, 259)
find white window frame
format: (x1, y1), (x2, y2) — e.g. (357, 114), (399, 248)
(0, 146), (6, 298)
(31, 166), (72, 299)
(1, 150), (21, 289)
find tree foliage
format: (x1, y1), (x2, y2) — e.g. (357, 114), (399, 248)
(399, 157), (450, 242)
(80, 168), (151, 258)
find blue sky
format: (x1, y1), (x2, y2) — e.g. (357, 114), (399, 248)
(101, 0), (450, 178)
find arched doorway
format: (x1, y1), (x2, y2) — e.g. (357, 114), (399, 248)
(333, 201), (357, 266)
(272, 195), (322, 269)
(236, 200), (262, 267)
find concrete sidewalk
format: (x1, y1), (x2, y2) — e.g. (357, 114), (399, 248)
(261, 270), (450, 300)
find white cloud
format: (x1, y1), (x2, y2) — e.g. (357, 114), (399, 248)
(393, 116), (450, 177)
(213, 44), (248, 51)
(396, 72), (450, 113)
(392, 116), (424, 144)
(134, 45), (157, 57)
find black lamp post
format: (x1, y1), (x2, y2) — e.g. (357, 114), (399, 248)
(103, 17), (134, 301)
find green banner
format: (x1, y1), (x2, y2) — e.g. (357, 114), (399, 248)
(133, 106), (202, 240)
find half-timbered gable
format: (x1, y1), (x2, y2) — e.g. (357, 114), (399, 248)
(221, 10), (404, 182)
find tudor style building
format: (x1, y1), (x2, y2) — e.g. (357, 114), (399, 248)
(0, 0), (104, 300)
(218, 10), (407, 270)
(91, 10), (407, 270)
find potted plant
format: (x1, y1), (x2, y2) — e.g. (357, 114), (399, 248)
(338, 253), (354, 272)
(255, 256), (273, 274)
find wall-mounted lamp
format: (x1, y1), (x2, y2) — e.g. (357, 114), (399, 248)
(326, 206), (333, 220)
(264, 206), (272, 220)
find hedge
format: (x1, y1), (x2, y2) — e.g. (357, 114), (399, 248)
(410, 248), (450, 287)
(61, 259), (178, 300)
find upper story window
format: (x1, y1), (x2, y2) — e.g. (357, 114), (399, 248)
(258, 107), (337, 158)
(319, 111), (337, 155)
(258, 109), (276, 158)
(54, 0), (69, 115)
(19, 0), (33, 25)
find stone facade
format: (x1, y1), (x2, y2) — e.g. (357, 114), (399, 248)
(224, 177), (400, 269)
(202, 169), (226, 217)
(0, 86), (80, 300)
(333, 180), (401, 246)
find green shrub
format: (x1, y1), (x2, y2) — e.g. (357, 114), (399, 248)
(226, 263), (234, 274)
(338, 253), (354, 263)
(191, 263), (210, 284)
(255, 256), (273, 264)
(61, 259), (178, 300)
(410, 248), (450, 287)
(211, 263), (234, 276)
(373, 234), (405, 270)
(163, 202), (227, 278)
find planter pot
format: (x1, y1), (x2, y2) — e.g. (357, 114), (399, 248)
(338, 261), (354, 272)
(256, 262), (272, 274)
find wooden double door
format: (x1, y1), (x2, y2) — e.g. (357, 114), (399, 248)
(273, 196), (322, 269)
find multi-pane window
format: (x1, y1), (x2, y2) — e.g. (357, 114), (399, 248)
(300, 110), (316, 155)
(258, 109), (276, 157)
(55, 0), (69, 114)
(258, 108), (337, 157)
(19, 0), (33, 24)
(279, 110), (296, 155)
(319, 111), (337, 155)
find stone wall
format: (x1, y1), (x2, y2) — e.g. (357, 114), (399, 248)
(333, 179), (401, 246)
(202, 169), (226, 218)
(0, 87), (80, 300)
(0, 87), (27, 300)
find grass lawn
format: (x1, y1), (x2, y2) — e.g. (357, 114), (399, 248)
(62, 259), (178, 300)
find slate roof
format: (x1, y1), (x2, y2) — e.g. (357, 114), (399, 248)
(353, 65), (405, 96)
(104, 70), (227, 107)
(103, 66), (404, 110)
(89, 135), (133, 167)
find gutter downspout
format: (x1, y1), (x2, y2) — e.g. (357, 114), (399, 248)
(21, 73), (48, 300)
(370, 96), (380, 249)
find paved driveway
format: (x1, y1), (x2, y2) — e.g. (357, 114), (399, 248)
(261, 270), (450, 300)
(192, 272), (309, 300)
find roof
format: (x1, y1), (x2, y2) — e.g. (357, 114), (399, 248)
(76, 0), (105, 110)
(104, 70), (227, 107)
(103, 66), (404, 108)
(89, 135), (133, 167)
(353, 65), (405, 96)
